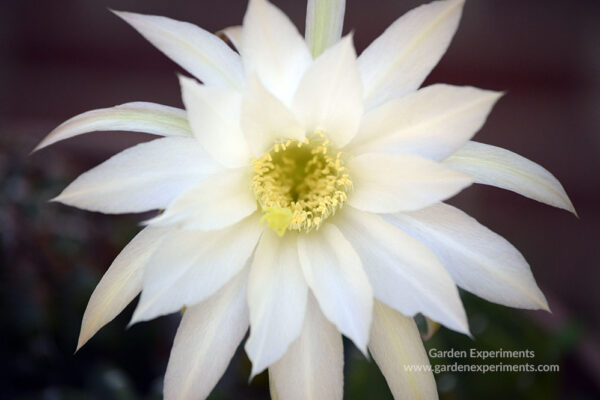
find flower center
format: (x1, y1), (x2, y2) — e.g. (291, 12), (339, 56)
(251, 134), (352, 236)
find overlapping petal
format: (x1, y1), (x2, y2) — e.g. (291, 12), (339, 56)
(53, 137), (221, 213)
(336, 208), (469, 335)
(347, 153), (472, 213)
(114, 11), (245, 89)
(164, 269), (249, 400)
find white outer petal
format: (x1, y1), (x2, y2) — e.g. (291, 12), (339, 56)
(147, 168), (257, 231)
(131, 214), (263, 323)
(270, 294), (343, 400)
(53, 137), (222, 214)
(241, 76), (306, 157)
(114, 11), (245, 90)
(348, 85), (503, 160)
(444, 141), (576, 214)
(77, 227), (168, 351)
(297, 224), (373, 353)
(386, 203), (549, 310)
(34, 102), (191, 152)
(241, 0), (312, 105)
(358, 0), (465, 109)
(179, 76), (251, 169)
(293, 35), (363, 148)
(164, 269), (249, 400)
(305, 0), (346, 58)
(336, 208), (469, 335)
(347, 153), (472, 213)
(245, 231), (308, 377)
(369, 301), (438, 400)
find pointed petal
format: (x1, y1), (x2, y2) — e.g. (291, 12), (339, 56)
(349, 85), (503, 160)
(241, 0), (312, 104)
(305, 0), (346, 58)
(179, 75), (251, 168)
(270, 294), (343, 400)
(369, 301), (438, 400)
(53, 137), (221, 214)
(34, 102), (191, 152)
(77, 227), (167, 351)
(386, 203), (549, 310)
(444, 141), (576, 214)
(358, 0), (465, 109)
(337, 208), (469, 334)
(297, 224), (372, 353)
(164, 269), (249, 400)
(218, 25), (243, 51)
(347, 153), (472, 213)
(147, 168), (256, 231)
(241, 76), (306, 156)
(245, 231), (308, 377)
(113, 11), (244, 89)
(131, 214), (263, 323)
(293, 35), (363, 148)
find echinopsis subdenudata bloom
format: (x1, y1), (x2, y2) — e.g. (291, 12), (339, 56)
(35, 0), (575, 399)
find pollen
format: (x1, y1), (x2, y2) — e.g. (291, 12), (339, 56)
(252, 136), (352, 235)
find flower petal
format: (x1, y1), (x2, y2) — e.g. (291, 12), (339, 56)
(293, 35), (363, 148)
(358, 0), (465, 109)
(179, 75), (251, 169)
(130, 214), (263, 323)
(245, 231), (308, 377)
(348, 85), (503, 160)
(164, 269), (249, 400)
(297, 224), (372, 353)
(33, 102), (191, 152)
(444, 141), (576, 214)
(347, 153), (472, 213)
(270, 294), (343, 400)
(147, 168), (256, 231)
(241, 0), (312, 104)
(369, 301), (438, 400)
(305, 0), (346, 58)
(113, 11), (244, 89)
(53, 137), (221, 214)
(336, 208), (469, 334)
(241, 76), (306, 156)
(386, 203), (549, 310)
(77, 227), (168, 351)
(218, 25), (243, 51)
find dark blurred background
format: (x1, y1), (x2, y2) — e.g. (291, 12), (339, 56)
(1, 0), (599, 399)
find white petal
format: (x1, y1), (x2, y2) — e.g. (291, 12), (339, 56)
(77, 227), (167, 351)
(53, 137), (221, 214)
(348, 85), (503, 160)
(297, 224), (372, 353)
(358, 0), (465, 109)
(369, 301), (438, 400)
(241, 76), (306, 156)
(164, 269), (249, 400)
(270, 294), (343, 400)
(34, 102), (191, 152)
(113, 11), (244, 90)
(147, 168), (256, 231)
(336, 208), (469, 334)
(131, 214), (263, 323)
(305, 0), (346, 58)
(245, 231), (308, 377)
(347, 153), (472, 213)
(386, 203), (549, 310)
(218, 25), (243, 51)
(179, 76), (251, 168)
(293, 35), (363, 148)
(444, 141), (576, 214)
(241, 0), (312, 104)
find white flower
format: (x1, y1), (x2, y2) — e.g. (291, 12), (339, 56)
(35, 0), (575, 399)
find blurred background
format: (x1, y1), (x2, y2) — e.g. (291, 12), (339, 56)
(1, 0), (599, 399)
